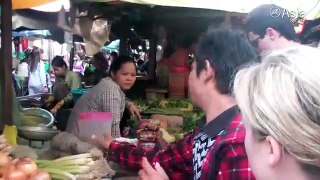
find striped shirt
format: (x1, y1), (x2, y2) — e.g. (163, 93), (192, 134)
(66, 77), (127, 138)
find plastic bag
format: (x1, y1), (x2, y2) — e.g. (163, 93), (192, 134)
(3, 125), (17, 146)
(78, 112), (112, 142)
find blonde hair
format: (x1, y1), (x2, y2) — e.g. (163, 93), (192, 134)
(233, 45), (320, 172)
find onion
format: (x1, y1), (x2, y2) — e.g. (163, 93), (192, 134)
(8, 163), (15, 172)
(15, 158), (38, 176)
(2, 161), (15, 179)
(30, 170), (51, 180)
(0, 152), (10, 166)
(7, 169), (27, 180)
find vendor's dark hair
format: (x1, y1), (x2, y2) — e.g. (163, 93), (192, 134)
(51, 56), (67, 69)
(110, 51), (118, 59)
(93, 52), (109, 71)
(109, 55), (136, 75)
(195, 29), (258, 95)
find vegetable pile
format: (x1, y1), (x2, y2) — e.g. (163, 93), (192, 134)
(132, 99), (205, 137)
(36, 148), (115, 180)
(0, 152), (51, 180)
(134, 99), (194, 115)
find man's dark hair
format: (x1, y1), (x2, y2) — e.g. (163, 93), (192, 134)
(195, 29), (258, 95)
(245, 4), (299, 41)
(51, 56), (67, 68)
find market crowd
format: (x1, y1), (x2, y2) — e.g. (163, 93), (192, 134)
(92, 4), (320, 180)
(9, 3), (320, 180)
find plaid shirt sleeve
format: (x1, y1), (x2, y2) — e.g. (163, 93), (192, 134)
(108, 131), (195, 180)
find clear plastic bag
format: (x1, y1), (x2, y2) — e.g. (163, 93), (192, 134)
(78, 112), (112, 141)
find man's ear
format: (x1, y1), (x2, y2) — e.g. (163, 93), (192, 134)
(204, 60), (214, 82)
(265, 136), (282, 167)
(265, 28), (279, 40)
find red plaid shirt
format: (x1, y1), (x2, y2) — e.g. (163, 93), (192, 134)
(108, 107), (255, 180)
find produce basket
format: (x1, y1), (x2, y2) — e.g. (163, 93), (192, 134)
(17, 126), (59, 146)
(17, 93), (53, 108)
(21, 108), (55, 127)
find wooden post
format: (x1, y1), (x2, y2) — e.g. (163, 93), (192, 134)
(119, 15), (129, 55)
(148, 24), (157, 80)
(220, 12), (232, 28)
(0, 0), (13, 128)
(69, 35), (75, 70)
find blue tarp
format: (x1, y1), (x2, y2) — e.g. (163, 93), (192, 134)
(102, 39), (120, 53)
(12, 30), (51, 37)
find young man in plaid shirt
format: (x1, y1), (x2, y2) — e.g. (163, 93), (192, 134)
(95, 29), (258, 180)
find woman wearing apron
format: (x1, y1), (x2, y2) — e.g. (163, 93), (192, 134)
(50, 56), (81, 130)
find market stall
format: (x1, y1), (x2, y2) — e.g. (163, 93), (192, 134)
(2, 0), (320, 179)
(0, 1), (108, 179)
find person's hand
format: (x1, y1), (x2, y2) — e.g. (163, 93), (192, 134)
(157, 131), (169, 150)
(45, 95), (55, 107)
(92, 131), (113, 149)
(50, 100), (64, 115)
(50, 107), (59, 115)
(138, 157), (169, 180)
(128, 103), (141, 121)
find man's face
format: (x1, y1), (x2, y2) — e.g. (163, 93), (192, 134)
(188, 61), (210, 107)
(248, 32), (273, 54)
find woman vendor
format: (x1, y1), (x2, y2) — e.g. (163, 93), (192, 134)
(66, 55), (141, 138)
(49, 56), (81, 120)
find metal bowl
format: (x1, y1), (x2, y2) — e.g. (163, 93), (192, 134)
(21, 108), (54, 127)
(17, 126), (59, 141)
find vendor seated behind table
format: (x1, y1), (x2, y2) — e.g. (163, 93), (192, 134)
(66, 55), (141, 138)
(50, 56), (81, 114)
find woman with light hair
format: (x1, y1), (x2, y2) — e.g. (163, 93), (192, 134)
(233, 46), (320, 180)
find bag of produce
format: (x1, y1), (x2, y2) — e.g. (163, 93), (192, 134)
(78, 112), (112, 142)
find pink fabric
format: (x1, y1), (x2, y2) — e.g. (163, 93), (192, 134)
(79, 112), (112, 121)
(73, 61), (84, 74)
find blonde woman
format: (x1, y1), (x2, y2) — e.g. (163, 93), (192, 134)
(233, 46), (320, 180)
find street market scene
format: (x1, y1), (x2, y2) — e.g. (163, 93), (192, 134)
(0, 0), (320, 179)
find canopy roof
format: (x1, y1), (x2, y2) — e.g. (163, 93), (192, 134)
(71, 0), (320, 20)
(11, 0), (320, 19)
